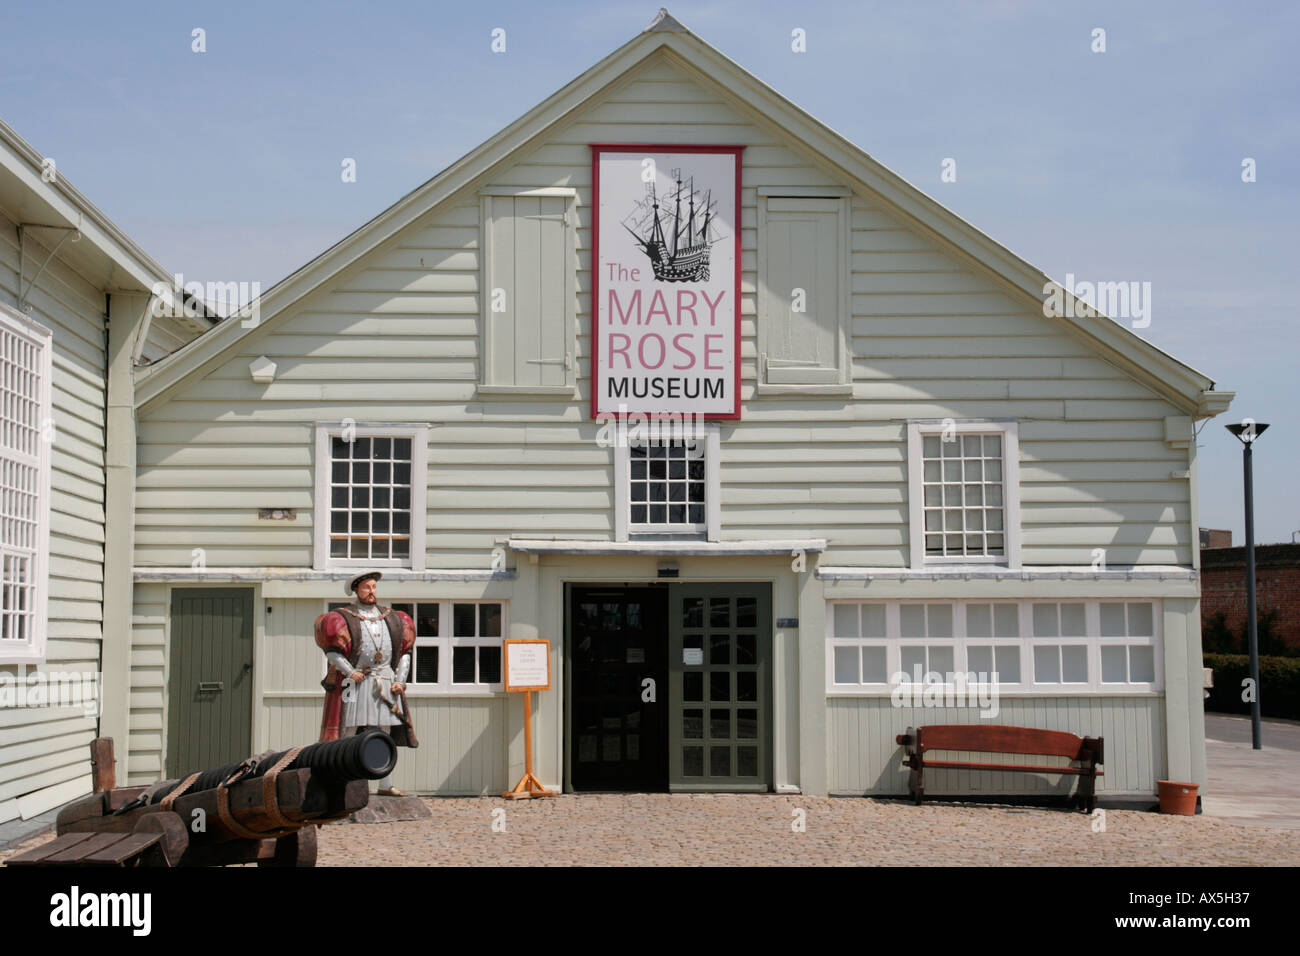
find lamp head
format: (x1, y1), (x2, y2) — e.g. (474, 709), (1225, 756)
(1226, 421), (1269, 444)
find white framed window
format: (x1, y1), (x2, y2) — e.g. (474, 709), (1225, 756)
(0, 304), (52, 665)
(826, 599), (1162, 695)
(313, 423), (427, 570)
(325, 599), (505, 695)
(1098, 601), (1158, 685)
(907, 419), (1020, 568)
(614, 421), (720, 541)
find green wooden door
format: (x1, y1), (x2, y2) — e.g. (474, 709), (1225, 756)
(166, 588), (254, 776)
(668, 583), (771, 791)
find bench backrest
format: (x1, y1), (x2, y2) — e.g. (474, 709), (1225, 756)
(917, 724), (1090, 760)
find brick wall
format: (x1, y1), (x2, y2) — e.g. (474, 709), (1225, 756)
(1201, 544), (1300, 652)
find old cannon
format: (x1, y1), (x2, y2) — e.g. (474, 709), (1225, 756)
(4, 735), (396, 868)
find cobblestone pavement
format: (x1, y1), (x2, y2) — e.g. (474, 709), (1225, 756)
(310, 793), (1300, 866)
(4, 794), (1298, 866)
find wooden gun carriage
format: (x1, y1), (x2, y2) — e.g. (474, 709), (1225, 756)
(5, 734), (395, 868)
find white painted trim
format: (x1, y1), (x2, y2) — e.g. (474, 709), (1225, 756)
(0, 303), (52, 665)
(0, 116), (190, 299)
(613, 438), (628, 542)
(818, 565), (1197, 581)
(755, 185), (852, 197)
(907, 419), (1020, 571)
(312, 422), (428, 572)
(135, 567), (515, 583)
(475, 385), (579, 397)
(478, 186), (579, 197)
(705, 426), (721, 542)
(507, 538), (826, 556)
(755, 382), (853, 396)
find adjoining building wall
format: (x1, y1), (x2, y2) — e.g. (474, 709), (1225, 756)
(1200, 544), (1300, 652)
(0, 211), (105, 821)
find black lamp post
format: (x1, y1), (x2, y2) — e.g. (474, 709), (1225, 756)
(1225, 420), (1268, 749)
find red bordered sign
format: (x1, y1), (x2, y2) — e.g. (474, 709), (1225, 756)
(590, 144), (743, 419)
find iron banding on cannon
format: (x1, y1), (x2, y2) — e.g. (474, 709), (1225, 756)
(116, 731), (398, 814)
(5, 736), (397, 868)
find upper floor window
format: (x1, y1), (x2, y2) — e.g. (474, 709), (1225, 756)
(756, 190), (851, 389)
(907, 420), (1020, 568)
(0, 304), (52, 664)
(313, 423), (427, 571)
(478, 188), (578, 396)
(614, 421), (720, 541)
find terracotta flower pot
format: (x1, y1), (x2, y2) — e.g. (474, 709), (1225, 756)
(1156, 780), (1199, 815)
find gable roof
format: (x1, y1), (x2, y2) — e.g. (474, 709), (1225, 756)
(0, 117), (216, 341)
(133, 9), (1232, 419)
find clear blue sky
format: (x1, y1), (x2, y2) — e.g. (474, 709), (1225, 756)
(4, 0), (1296, 544)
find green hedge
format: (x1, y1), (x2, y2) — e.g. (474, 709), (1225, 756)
(1204, 653), (1300, 721)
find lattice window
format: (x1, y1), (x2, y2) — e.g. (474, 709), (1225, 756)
(920, 433), (1005, 557)
(629, 439), (706, 531)
(313, 423), (427, 570)
(615, 422), (720, 541)
(0, 305), (51, 663)
(908, 420), (1020, 567)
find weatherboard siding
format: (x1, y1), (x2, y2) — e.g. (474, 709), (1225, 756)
(0, 210), (106, 819)
(257, 599), (509, 794)
(827, 696), (1165, 796)
(132, 56), (1192, 575)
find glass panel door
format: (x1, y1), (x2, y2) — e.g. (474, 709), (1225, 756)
(669, 583), (771, 791)
(570, 587), (669, 791)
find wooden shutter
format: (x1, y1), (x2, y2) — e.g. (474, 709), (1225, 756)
(484, 195), (573, 388)
(760, 197), (845, 384)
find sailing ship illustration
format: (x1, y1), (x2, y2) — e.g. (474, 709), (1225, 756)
(622, 169), (724, 283)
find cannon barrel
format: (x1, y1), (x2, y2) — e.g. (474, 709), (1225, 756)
(135, 732), (397, 809)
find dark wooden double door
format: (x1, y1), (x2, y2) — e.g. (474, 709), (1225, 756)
(569, 583), (771, 792)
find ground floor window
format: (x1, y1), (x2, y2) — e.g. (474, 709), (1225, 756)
(326, 599), (505, 693)
(827, 599), (1161, 694)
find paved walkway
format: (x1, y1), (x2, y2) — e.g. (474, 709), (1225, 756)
(5, 714), (1299, 866)
(1202, 713), (1300, 828)
(308, 791), (1300, 866)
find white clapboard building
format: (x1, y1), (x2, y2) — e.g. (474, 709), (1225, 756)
(119, 12), (1232, 802)
(0, 118), (210, 827)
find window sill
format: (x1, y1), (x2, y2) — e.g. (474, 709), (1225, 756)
(476, 385), (578, 398)
(825, 687), (1163, 698)
(756, 382), (853, 396)
(0, 650), (46, 666)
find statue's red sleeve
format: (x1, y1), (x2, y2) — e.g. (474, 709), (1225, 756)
(396, 610), (416, 658)
(314, 610), (351, 658)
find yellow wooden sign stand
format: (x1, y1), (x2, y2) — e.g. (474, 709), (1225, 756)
(502, 639), (556, 799)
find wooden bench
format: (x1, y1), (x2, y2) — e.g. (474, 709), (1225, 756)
(895, 725), (1104, 812)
